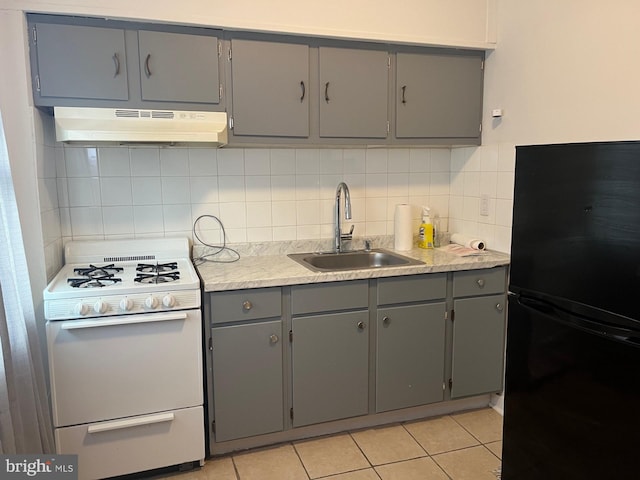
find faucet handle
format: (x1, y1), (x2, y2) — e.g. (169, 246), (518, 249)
(341, 224), (354, 240)
(364, 238), (372, 251)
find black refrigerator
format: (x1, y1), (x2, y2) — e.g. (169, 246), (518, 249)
(502, 141), (640, 479)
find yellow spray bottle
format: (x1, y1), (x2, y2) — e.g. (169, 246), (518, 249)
(418, 206), (434, 249)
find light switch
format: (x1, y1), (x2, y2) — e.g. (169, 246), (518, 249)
(480, 194), (490, 216)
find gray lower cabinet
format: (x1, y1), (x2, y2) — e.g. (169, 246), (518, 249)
(319, 47), (389, 139)
(450, 268), (507, 399)
(290, 280), (369, 427)
(376, 303), (446, 412)
(138, 30), (220, 104)
(210, 287), (283, 442)
(291, 310), (369, 427)
(32, 23), (129, 101)
(211, 321), (283, 441)
(230, 39), (309, 137)
(375, 274), (447, 413)
(395, 51), (483, 140)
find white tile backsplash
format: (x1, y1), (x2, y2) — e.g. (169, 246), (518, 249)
(98, 147), (130, 176)
(43, 144), (527, 252)
(129, 148), (160, 176)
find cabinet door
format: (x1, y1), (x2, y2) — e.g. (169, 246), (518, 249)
(138, 30), (220, 104)
(292, 311), (369, 427)
(230, 39), (309, 137)
(396, 52), (483, 139)
(34, 23), (128, 101)
(451, 294), (506, 398)
(211, 321), (283, 442)
(376, 303), (446, 412)
(319, 47), (389, 138)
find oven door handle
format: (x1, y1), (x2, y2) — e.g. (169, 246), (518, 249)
(87, 412), (175, 434)
(60, 312), (188, 330)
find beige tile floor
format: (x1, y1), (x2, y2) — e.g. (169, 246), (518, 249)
(164, 407), (502, 480)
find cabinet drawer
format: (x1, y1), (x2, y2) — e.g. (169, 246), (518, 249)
(291, 280), (368, 315)
(377, 273), (446, 305)
(453, 267), (506, 298)
(211, 287), (281, 324)
(55, 406), (204, 479)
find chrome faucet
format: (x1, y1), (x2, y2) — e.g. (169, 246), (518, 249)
(334, 182), (354, 253)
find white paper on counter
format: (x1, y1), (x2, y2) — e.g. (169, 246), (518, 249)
(394, 204), (413, 251)
(450, 233), (486, 250)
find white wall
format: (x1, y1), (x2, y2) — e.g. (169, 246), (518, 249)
(5, 0), (496, 48)
(483, 1), (640, 146)
(449, 1), (640, 255)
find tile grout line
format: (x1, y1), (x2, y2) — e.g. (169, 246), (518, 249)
(290, 441), (312, 480)
(400, 420), (454, 480)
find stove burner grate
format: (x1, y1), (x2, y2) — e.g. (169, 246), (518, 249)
(68, 275), (123, 288)
(134, 272), (181, 284)
(74, 264), (124, 278)
(136, 262), (179, 274)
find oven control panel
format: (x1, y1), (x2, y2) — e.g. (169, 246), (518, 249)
(45, 290), (201, 320)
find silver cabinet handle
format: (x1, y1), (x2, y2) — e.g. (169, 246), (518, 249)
(242, 300), (253, 311)
(112, 53), (120, 77)
(401, 85), (407, 104)
(325, 82), (330, 103)
(496, 303), (504, 312)
(300, 81), (305, 102)
(382, 316), (390, 326)
(270, 334), (279, 344)
(144, 53), (152, 78)
(477, 279), (486, 288)
(357, 321), (366, 330)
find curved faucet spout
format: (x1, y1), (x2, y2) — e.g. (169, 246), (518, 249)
(335, 182), (353, 253)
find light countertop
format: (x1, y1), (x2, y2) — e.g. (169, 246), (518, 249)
(195, 241), (510, 292)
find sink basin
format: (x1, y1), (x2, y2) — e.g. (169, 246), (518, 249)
(288, 248), (424, 272)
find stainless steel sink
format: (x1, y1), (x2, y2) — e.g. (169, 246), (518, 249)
(288, 248), (424, 272)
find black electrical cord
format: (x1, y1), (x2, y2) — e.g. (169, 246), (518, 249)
(191, 214), (240, 266)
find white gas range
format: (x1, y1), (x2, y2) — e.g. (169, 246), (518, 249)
(44, 237), (204, 480)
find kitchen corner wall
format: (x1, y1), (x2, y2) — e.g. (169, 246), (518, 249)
(449, 143), (515, 254)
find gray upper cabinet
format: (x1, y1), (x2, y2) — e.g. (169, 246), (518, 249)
(318, 47), (389, 139)
(28, 15), (223, 111)
(395, 51), (483, 140)
(33, 23), (129, 101)
(138, 30), (220, 104)
(230, 39), (309, 137)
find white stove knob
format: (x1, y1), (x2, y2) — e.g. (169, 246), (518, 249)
(94, 300), (108, 314)
(119, 298), (133, 311)
(74, 303), (89, 316)
(145, 295), (159, 309)
(162, 294), (176, 308)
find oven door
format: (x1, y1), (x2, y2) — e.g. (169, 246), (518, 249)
(47, 309), (203, 427)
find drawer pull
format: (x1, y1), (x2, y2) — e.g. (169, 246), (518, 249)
(87, 412), (174, 434)
(242, 300), (253, 311)
(496, 303), (504, 312)
(382, 316), (390, 326)
(357, 321), (366, 330)
(270, 334), (279, 344)
(144, 53), (152, 77)
(477, 279), (486, 288)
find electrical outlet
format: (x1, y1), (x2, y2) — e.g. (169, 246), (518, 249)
(480, 194), (490, 216)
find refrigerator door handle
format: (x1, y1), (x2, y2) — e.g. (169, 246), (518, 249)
(516, 294), (640, 343)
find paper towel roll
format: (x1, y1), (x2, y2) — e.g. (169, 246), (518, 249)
(394, 204), (413, 251)
(450, 233), (486, 250)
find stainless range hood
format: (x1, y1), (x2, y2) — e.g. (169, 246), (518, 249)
(53, 107), (228, 146)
